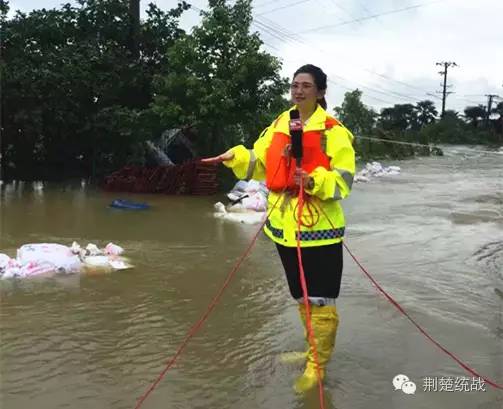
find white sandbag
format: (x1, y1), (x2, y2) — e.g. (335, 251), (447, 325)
(19, 261), (57, 277)
(354, 174), (370, 183)
(70, 241), (81, 254)
(0, 253), (11, 270)
(243, 180), (261, 193)
(2, 258), (22, 278)
(213, 201), (266, 224)
(231, 180), (249, 193)
(2, 267), (21, 279)
(240, 192), (267, 212)
(104, 242), (124, 256)
(17, 243), (83, 273)
(355, 162), (401, 183)
(214, 210), (266, 224)
(1, 242), (132, 279)
(108, 259), (132, 270)
(85, 243), (102, 256)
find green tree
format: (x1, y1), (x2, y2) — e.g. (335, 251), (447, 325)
(378, 103), (417, 132)
(464, 105), (486, 127)
(2, 0), (188, 179)
(333, 89), (377, 136)
(415, 100), (438, 128)
(150, 0), (289, 156)
(493, 101), (503, 118)
(443, 109), (460, 120)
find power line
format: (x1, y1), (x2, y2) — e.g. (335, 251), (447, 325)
(252, 16), (436, 105)
(192, 1), (443, 104)
(258, 39), (398, 105)
(325, 0), (363, 24)
(299, 0), (446, 34)
(367, 72), (442, 100)
(254, 21), (400, 104)
(252, 9), (442, 102)
(253, 0), (287, 8)
(255, 0), (311, 16)
(190, 2), (445, 108)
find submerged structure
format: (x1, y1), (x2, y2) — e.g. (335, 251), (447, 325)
(103, 127), (218, 195)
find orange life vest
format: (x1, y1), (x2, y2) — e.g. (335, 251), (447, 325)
(265, 116), (340, 191)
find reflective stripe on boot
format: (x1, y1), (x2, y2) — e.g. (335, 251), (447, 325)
(294, 304), (339, 393)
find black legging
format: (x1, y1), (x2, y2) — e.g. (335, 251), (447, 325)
(276, 242), (343, 300)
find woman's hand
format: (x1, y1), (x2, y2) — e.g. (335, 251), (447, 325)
(294, 168), (314, 190)
(200, 149), (235, 164)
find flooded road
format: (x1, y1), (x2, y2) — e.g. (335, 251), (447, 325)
(1, 146), (502, 409)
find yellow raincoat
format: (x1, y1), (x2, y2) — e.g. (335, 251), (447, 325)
(224, 104), (355, 248)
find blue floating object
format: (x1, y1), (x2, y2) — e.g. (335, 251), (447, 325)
(110, 199), (150, 210)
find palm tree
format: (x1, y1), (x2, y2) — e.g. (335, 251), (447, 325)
(415, 100), (438, 128)
(464, 105), (486, 127)
(379, 104), (416, 131)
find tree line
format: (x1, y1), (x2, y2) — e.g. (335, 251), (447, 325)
(1, 0), (289, 180)
(335, 90), (502, 160)
(1, 0), (501, 180)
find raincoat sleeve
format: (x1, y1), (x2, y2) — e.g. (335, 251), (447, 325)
(222, 126), (273, 181)
(305, 125), (355, 201)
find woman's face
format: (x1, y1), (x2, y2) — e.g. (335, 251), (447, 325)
(290, 73), (325, 109)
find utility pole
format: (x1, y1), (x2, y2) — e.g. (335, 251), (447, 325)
(485, 94), (499, 127)
(436, 62), (457, 118)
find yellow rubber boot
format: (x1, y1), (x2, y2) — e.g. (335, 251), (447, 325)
(280, 308), (308, 363)
(294, 304), (339, 393)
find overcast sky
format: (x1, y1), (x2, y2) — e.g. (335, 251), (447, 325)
(7, 0), (503, 113)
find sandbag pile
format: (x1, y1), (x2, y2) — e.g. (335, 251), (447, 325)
(355, 162), (401, 183)
(213, 180), (268, 224)
(0, 242), (132, 279)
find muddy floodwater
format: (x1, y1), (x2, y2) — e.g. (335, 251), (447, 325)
(1, 145), (502, 409)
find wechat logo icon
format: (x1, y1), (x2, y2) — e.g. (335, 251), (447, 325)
(393, 374), (416, 395)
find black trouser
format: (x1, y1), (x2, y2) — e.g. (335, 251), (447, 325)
(276, 242), (343, 301)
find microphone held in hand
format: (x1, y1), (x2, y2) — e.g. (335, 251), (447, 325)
(289, 109), (303, 167)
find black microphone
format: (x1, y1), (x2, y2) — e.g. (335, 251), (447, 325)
(289, 109), (303, 167)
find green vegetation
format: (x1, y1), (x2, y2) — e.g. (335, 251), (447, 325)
(1, 0), (289, 180)
(334, 90), (503, 162)
(1, 0), (501, 180)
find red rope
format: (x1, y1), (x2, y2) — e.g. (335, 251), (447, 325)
(133, 195), (284, 409)
(296, 176), (326, 408)
(315, 205), (503, 390)
(133, 161), (502, 409)
(133, 161), (285, 409)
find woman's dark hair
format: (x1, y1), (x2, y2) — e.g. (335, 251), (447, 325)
(293, 64), (327, 109)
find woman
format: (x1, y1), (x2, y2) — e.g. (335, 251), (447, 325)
(203, 64), (355, 393)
